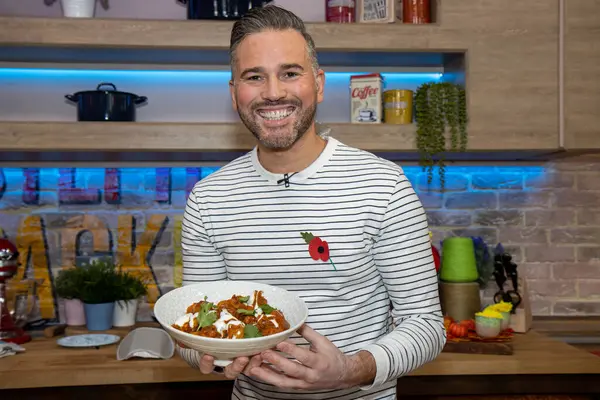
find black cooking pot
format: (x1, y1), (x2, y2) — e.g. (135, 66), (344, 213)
(65, 83), (148, 122)
(177, 0), (273, 20)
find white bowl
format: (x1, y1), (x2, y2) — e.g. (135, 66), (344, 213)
(153, 280), (309, 367)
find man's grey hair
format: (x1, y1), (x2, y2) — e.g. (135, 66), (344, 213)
(229, 5), (320, 77)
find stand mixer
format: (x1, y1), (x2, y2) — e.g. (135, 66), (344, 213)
(0, 237), (32, 344)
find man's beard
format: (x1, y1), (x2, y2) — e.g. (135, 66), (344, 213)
(237, 96), (317, 150)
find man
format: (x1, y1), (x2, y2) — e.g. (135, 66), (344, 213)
(180, 5), (446, 399)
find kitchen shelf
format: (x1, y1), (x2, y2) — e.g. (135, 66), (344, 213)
(0, 121), (563, 165)
(0, 121), (415, 152)
(0, 16), (460, 68)
(0, 16), (445, 53)
(0, 1), (567, 161)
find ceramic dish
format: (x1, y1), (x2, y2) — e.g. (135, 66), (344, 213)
(57, 334), (121, 348)
(153, 281), (309, 367)
(475, 315), (502, 338)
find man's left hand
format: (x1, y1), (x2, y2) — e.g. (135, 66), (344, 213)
(248, 324), (375, 390)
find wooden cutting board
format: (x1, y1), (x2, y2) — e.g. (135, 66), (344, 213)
(443, 340), (513, 355)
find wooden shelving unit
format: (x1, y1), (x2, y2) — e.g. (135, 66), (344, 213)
(0, 16), (433, 52)
(0, 0), (574, 160)
(0, 122), (412, 152)
(0, 121), (559, 153)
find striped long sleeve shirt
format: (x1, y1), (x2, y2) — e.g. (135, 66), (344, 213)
(180, 136), (446, 400)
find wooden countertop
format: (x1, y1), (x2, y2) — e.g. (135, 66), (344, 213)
(1, 330), (600, 391)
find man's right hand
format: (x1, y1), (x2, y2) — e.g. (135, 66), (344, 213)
(200, 353), (263, 379)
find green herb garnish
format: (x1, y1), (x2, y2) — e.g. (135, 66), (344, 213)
(260, 304), (276, 314)
(237, 308), (255, 316)
(238, 295), (249, 303)
(196, 301), (217, 329)
(244, 324), (263, 338)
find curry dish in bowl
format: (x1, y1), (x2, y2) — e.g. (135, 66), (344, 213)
(171, 290), (290, 339)
(153, 280), (309, 366)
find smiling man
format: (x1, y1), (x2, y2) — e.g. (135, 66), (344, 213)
(179, 5), (446, 400)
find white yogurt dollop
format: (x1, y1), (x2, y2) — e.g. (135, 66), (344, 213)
(214, 309), (245, 338)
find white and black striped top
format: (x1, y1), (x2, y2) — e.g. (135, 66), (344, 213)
(180, 136), (446, 400)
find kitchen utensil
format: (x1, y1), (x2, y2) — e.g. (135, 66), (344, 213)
(57, 334), (120, 348)
(0, 238), (31, 345)
(492, 251), (522, 314)
(177, 0), (273, 20)
(65, 83), (147, 122)
(503, 253), (519, 293)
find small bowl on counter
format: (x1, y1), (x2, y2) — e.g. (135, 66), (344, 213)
(482, 301), (513, 331)
(499, 311), (511, 330)
(475, 310), (503, 338)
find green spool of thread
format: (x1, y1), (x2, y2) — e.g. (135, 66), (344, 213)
(439, 237), (479, 283)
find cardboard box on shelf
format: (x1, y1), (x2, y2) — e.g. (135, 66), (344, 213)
(356, 0), (398, 23)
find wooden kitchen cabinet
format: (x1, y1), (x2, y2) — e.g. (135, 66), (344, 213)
(429, 0), (561, 154)
(563, 0), (600, 151)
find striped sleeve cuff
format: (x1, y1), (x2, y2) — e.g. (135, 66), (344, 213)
(176, 344), (202, 370)
(357, 343), (392, 391)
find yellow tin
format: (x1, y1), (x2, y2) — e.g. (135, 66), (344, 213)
(384, 90), (413, 124)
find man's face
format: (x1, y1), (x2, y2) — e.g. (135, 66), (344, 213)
(230, 29), (325, 150)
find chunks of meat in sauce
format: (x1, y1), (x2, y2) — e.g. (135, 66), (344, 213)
(192, 325), (219, 338)
(174, 291), (291, 339)
(227, 324), (244, 339)
(255, 291), (268, 306)
(217, 295), (253, 316)
(257, 310), (289, 336)
(186, 300), (205, 314)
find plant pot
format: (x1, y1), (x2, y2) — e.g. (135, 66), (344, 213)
(113, 299), (139, 327)
(60, 0), (97, 18)
(83, 302), (115, 331)
(63, 298), (86, 326)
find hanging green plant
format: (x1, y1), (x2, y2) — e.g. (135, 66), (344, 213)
(414, 82), (468, 190)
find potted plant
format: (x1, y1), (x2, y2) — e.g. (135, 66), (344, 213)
(54, 267), (86, 326)
(414, 81), (468, 191)
(112, 270), (148, 327)
(44, 0), (109, 18)
(78, 257), (120, 331)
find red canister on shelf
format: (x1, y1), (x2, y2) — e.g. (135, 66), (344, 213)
(326, 0), (356, 23)
(402, 0), (430, 24)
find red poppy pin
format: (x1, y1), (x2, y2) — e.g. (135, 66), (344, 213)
(301, 232), (337, 271)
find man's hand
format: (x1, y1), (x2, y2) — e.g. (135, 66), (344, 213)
(199, 353), (263, 380)
(248, 324), (377, 390)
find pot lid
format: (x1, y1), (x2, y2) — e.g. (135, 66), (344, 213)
(70, 82), (141, 98)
